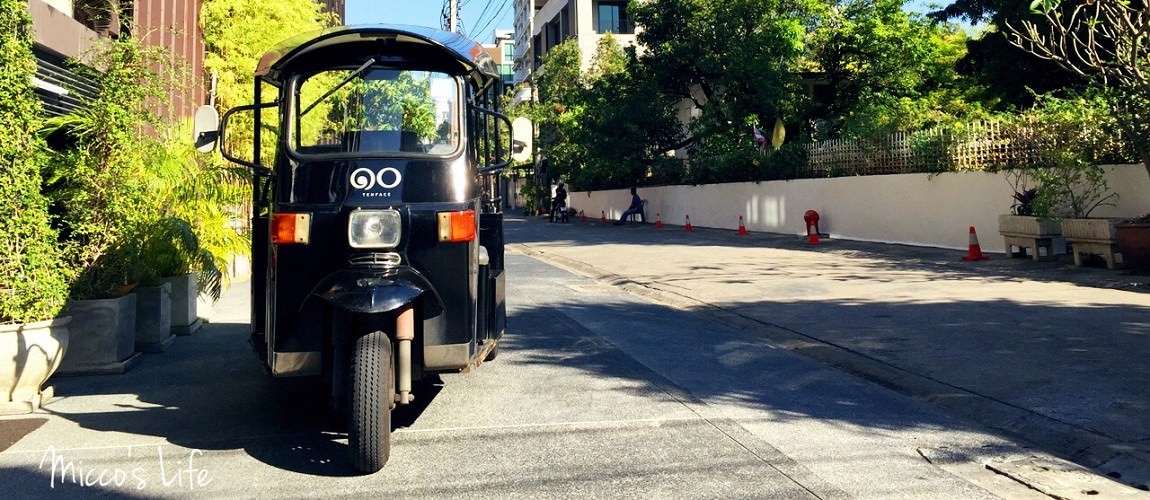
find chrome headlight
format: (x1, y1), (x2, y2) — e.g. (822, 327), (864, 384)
(348, 209), (401, 249)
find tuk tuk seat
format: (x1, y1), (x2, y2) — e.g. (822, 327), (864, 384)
(344, 130), (425, 153)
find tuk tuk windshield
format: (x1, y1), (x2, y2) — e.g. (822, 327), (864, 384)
(295, 68), (459, 156)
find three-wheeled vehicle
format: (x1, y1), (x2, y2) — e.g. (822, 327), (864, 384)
(194, 25), (511, 473)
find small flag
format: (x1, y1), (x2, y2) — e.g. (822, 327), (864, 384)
(753, 124), (766, 144)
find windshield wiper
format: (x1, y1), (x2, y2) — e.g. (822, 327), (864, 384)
(301, 58), (376, 117)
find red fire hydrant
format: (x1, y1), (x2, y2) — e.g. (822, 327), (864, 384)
(804, 210), (821, 236)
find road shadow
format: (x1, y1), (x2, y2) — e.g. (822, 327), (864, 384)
(30, 318), (452, 478)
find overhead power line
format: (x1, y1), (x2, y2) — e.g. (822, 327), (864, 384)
(472, 0), (512, 40)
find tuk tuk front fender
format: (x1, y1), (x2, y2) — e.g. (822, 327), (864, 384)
(312, 268), (442, 315)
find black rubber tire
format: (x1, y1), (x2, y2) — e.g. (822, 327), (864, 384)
(349, 331), (393, 473)
(484, 343), (499, 361)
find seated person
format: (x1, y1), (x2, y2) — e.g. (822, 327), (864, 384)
(614, 187), (645, 225)
(550, 183), (568, 223)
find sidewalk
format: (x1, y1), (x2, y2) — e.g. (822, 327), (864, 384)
(506, 215), (1150, 493)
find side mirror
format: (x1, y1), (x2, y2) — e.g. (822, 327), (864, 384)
(193, 105), (220, 153)
(511, 116), (532, 163)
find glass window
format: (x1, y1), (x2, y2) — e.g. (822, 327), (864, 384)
(295, 68), (459, 155)
(504, 43), (514, 59)
(596, 1), (631, 34)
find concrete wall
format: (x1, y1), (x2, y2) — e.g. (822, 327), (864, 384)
(30, 0), (208, 119)
(29, 0), (98, 60)
(569, 164), (1150, 253)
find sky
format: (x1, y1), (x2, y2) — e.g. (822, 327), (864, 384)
(345, 0), (514, 44)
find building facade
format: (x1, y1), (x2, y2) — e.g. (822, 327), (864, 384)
(512, 0), (640, 84)
(484, 29), (516, 87)
(28, 0), (345, 120)
(29, 0), (210, 120)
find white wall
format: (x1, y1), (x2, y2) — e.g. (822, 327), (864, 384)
(568, 165), (1150, 253)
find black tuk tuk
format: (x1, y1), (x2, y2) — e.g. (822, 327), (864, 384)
(195, 25), (511, 473)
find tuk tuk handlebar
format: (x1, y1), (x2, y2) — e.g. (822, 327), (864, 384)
(471, 106), (514, 175)
(219, 102), (277, 176)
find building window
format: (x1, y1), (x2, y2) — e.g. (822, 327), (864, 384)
(504, 43), (514, 60)
(595, 1), (632, 34)
(500, 63), (514, 85)
(546, 19), (562, 50)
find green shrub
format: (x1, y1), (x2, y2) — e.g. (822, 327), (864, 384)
(0, 0), (70, 323)
(134, 217), (223, 300)
(42, 34), (169, 299)
(763, 144), (810, 180)
(997, 93), (1126, 218)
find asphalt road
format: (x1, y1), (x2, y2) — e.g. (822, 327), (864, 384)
(0, 238), (1078, 498)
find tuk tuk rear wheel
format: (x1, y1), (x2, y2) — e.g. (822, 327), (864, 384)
(349, 330), (393, 473)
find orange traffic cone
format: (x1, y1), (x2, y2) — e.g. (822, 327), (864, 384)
(961, 226), (989, 261)
(600, 211), (608, 224)
(807, 222), (821, 245)
(685, 215), (693, 232)
(738, 215), (748, 235)
(655, 212), (663, 229)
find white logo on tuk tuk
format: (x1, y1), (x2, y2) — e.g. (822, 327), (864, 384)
(350, 167), (402, 191)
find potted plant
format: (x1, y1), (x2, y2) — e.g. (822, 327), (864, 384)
(999, 93), (1129, 268)
(0, 0), (72, 414)
(41, 34), (174, 374)
(145, 128), (240, 333)
(1031, 154), (1125, 268)
(999, 170), (1061, 261)
(135, 216), (222, 341)
(1116, 214), (1150, 272)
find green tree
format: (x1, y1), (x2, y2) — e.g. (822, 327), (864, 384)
(807, 0), (986, 138)
(586, 32), (628, 81)
(341, 73), (437, 139)
(577, 35), (683, 188)
(929, 0), (1089, 107)
(0, 0), (69, 323)
(1004, 0), (1150, 178)
(632, 0), (816, 181)
(529, 40), (589, 187)
(201, 0), (335, 159)
(201, 0), (334, 111)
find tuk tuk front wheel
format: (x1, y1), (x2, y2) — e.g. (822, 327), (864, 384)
(349, 330), (393, 473)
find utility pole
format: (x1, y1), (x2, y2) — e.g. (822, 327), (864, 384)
(448, 0), (458, 33)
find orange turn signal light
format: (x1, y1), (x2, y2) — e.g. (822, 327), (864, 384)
(271, 213), (311, 244)
(437, 210), (476, 243)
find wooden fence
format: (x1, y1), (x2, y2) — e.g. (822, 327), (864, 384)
(799, 120), (1132, 177)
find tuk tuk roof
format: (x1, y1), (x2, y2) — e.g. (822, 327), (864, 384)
(255, 24), (498, 87)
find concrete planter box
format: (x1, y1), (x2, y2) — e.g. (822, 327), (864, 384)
(1062, 218), (1121, 242)
(57, 294), (141, 375)
(134, 283), (174, 353)
(0, 317), (70, 415)
(162, 274), (202, 335)
(1062, 218), (1125, 269)
(998, 214), (1061, 261)
(998, 214), (1061, 236)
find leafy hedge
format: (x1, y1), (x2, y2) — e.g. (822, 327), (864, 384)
(0, 0), (69, 323)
